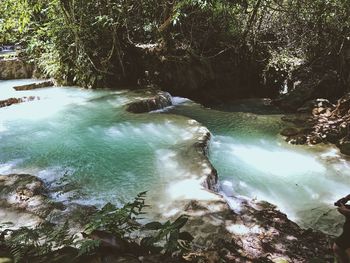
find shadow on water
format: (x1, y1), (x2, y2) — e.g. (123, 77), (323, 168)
(209, 98), (284, 115)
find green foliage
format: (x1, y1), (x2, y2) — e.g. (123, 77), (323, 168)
(84, 191), (148, 238)
(76, 239), (101, 257)
(0, 221), (75, 263)
(0, 193), (193, 262)
(1, 0), (349, 93)
(142, 215), (194, 254)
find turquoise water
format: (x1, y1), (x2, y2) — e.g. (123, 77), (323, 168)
(167, 99), (350, 234)
(1, 79), (349, 234)
(0, 80), (205, 209)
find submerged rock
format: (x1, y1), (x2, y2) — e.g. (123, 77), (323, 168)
(13, 80), (54, 91)
(125, 90), (172, 113)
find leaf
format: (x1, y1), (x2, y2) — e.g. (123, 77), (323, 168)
(178, 231), (194, 241)
(171, 215), (188, 229)
(143, 221), (163, 230)
(78, 239), (101, 256)
(140, 236), (154, 247)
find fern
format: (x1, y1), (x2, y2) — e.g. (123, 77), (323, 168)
(84, 191), (148, 238)
(77, 239), (101, 256)
(0, 192), (193, 262)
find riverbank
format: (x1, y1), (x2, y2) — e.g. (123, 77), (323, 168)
(278, 93), (350, 156)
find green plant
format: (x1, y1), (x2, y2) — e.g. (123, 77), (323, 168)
(84, 191), (148, 238)
(141, 215), (194, 254)
(0, 193), (194, 262)
(0, 221), (75, 263)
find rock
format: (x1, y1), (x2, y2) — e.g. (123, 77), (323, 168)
(338, 137), (350, 155)
(0, 174), (95, 228)
(13, 80), (54, 91)
(0, 96), (39, 108)
(325, 130), (341, 143)
(286, 134), (307, 145)
(126, 90), (172, 113)
(280, 127), (299, 137)
(298, 98), (335, 114)
(283, 93), (350, 155)
(308, 134), (322, 144)
(274, 68), (341, 112)
(0, 174), (55, 218)
(0, 58), (34, 79)
(339, 122), (349, 137)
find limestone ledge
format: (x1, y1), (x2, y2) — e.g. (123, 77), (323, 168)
(125, 90), (172, 113)
(13, 80), (54, 91)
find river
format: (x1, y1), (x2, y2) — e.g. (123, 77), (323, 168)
(0, 79), (349, 235)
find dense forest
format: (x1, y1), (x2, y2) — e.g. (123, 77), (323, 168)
(2, 0), (350, 101)
(1, 0), (350, 262)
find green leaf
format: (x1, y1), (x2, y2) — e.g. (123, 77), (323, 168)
(140, 236), (154, 247)
(143, 221), (163, 230)
(171, 215), (188, 229)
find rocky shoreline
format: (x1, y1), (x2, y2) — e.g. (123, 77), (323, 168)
(279, 93), (350, 156)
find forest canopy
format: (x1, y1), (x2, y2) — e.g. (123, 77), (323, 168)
(1, 0), (350, 93)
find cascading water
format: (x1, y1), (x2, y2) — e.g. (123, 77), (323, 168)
(166, 99), (350, 235)
(0, 79), (211, 214)
(1, 79), (350, 235)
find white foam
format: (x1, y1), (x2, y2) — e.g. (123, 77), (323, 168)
(0, 159), (23, 174)
(36, 166), (75, 185)
(171, 97), (191, 105)
(229, 144), (325, 176)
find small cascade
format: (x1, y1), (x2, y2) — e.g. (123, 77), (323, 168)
(125, 90), (172, 113)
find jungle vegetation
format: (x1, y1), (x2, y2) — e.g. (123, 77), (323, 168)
(1, 0), (349, 96)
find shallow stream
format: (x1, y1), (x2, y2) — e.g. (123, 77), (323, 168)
(1, 79), (349, 235)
